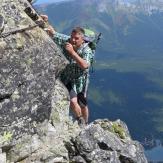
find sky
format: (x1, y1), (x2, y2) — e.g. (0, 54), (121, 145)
(34, 0), (71, 4)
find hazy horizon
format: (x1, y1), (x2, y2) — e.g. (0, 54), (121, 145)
(35, 0), (73, 4)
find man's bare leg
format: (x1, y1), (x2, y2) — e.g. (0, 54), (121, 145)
(81, 105), (89, 124)
(70, 97), (82, 118)
(70, 97), (87, 127)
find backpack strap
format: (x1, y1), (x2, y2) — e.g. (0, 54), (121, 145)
(81, 71), (89, 96)
(79, 32), (102, 92)
(96, 33), (102, 45)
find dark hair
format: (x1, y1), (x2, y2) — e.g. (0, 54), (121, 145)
(71, 27), (85, 37)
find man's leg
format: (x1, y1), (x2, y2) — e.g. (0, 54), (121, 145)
(69, 89), (87, 127)
(70, 97), (86, 127)
(70, 96), (82, 118)
(77, 92), (89, 124)
(81, 105), (89, 124)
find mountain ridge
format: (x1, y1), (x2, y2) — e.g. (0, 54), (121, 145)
(37, 0), (163, 15)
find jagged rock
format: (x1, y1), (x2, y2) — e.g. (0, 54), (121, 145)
(0, 15), (4, 33)
(67, 119), (148, 163)
(0, 148), (6, 163)
(0, 0), (67, 143)
(0, 0), (69, 161)
(0, 0), (148, 162)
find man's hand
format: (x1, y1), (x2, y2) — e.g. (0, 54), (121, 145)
(65, 42), (75, 55)
(39, 14), (55, 36)
(45, 25), (55, 36)
(40, 14), (48, 22)
(65, 43), (89, 69)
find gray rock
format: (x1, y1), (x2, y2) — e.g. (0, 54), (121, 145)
(68, 119), (148, 163)
(0, 152), (6, 163)
(8, 134), (42, 162)
(0, 14), (4, 33)
(0, 0), (67, 147)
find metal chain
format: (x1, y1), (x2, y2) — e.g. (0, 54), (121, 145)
(0, 21), (44, 38)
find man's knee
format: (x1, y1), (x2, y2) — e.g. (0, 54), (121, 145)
(70, 97), (78, 106)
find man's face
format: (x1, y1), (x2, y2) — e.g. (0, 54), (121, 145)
(70, 32), (84, 49)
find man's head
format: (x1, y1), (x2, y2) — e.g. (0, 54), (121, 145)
(70, 27), (85, 49)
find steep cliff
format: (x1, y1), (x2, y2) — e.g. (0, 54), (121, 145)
(0, 0), (147, 162)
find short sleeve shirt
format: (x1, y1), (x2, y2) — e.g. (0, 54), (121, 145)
(53, 32), (92, 93)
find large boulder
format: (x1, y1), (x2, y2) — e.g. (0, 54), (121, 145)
(0, 0), (69, 158)
(67, 119), (148, 163)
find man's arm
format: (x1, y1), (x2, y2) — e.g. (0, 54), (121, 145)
(41, 15), (89, 68)
(46, 28), (89, 69)
(65, 43), (89, 70)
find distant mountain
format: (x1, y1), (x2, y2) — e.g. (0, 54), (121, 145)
(117, 0), (163, 14)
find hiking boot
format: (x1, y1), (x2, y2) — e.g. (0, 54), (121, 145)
(77, 116), (86, 128)
(0, 15), (4, 33)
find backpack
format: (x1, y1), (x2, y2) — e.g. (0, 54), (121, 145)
(77, 28), (101, 94)
(83, 28), (101, 72)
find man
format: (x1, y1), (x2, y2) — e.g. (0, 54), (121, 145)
(44, 18), (92, 126)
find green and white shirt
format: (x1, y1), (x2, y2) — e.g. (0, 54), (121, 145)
(53, 32), (92, 93)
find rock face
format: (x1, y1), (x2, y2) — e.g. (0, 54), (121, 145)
(0, 0), (67, 144)
(0, 0), (147, 162)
